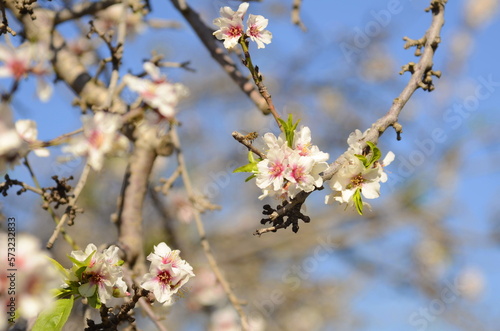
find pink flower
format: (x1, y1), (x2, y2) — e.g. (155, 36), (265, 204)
(141, 243), (194, 306)
(68, 244), (128, 305)
(213, 3), (249, 49)
(246, 14), (272, 49)
(123, 62), (188, 118)
(0, 43), (53, 101)
(62, 112), (126, 171)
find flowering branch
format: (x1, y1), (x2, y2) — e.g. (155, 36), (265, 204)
(169, 0), (269, 114)
(253, 0), (447, 234)
(323, 0), (447, 180)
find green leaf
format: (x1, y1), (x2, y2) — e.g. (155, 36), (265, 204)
(354, 154), (369, 168)
(46, 257), (70, 279)
(32, 297), (74, 331)
(247, 151), (255, 163)
(67, 250), (95, 269)
(365, 141), (381, 168)
(233, 162), (258, 173)
(353, 188), (364, 215)
(75, 266), (87, 279)
(278, 114), (300, 148)
(244, 174), (256, 182)
(88, 292), (101, 309)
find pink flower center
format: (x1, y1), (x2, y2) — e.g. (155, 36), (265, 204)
(88, 129), (104, 148)
(157, 270), (175, 288)
(290, 164), (306, 183)
(296, 144), (310, 157)
(9, 59), (29, 80)
(269, 162), (284, 179)
(86, 272), (104, 285)
(226, 25), (243, 38)
(248, 25), (260, 37)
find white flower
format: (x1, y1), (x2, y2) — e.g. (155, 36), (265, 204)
(15, 119), (50, 157)
(347, 128), (370, 154)
(68, 244), (127, 304)
(0, 43), (31, 80)
(246, 14), (272, 49)
(0, 43), (53, 101)
(0, 105), (36, 172)
(213, 2), (272, 50)
(0, 118), (51, 169)
(0, 233), (61, 320)
(123, 62), (188, 118)
(293, 126), (329, 163)
(63, 112), (124, 171)
(213, 3), (248, 49)
(324, 150), (394, 207)
(285, 151), (327, 199)
(141, 242), (194, 306)
(256, 146), (288, 191)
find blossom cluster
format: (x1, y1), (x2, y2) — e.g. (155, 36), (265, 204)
(256, 125), (329, 201)
(140, 242), (195, 306)
(60, 242), (194, 308)
(62, 244), (128, 307)
(249, 124), (395, 214)
(213, 2), (272, 49)
(324, 129), (394, 214)
(123, 62), (188, 120)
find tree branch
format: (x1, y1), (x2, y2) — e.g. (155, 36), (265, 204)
(256, 0), (447, 233)
(169, 0), (269, 114)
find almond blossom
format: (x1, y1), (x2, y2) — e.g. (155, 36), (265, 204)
(62, 112), (126, 171)
(123, 62), (188, 119)
(213, 2), (248, 49)
(140, 242), (194, 306)
(324, 137), (394, 213)
(213, 2), (272, 49)
(66, 244), (128, 306)
(15, 120), (49, 157)
(246, 14), (272, 49)
(256, 126), (329, 200)
(1, 105), (49, 172)
(0, 42), (53, 101)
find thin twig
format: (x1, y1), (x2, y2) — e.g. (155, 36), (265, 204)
(53, 0), (122, 25)
(23, 158), (78, 249)
(38, 128), (83, 148)
(104, 0), (128, 109)
(291, 0), (307, 31)
(232, 131), (266, 159)
(170, 127), (250, 331)
(156, 166), (182, 195)
(47, 162), (91, 248)
(239, 38), (282, 131)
